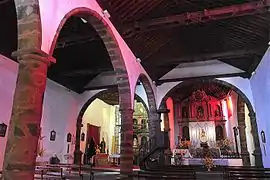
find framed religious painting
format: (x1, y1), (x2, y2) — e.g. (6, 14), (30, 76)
(0, 123), (7, 137)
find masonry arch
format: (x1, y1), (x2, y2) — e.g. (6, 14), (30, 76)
(134, 74), (160, 139)
(47, 8), (134, 175)
(75, 89), (149, 164)
(159, 79), (263, 167)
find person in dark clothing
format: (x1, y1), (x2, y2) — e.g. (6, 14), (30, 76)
(50, 154), (60, 164)
(85, 138), (96, 165)
(100, 137), (106, 153)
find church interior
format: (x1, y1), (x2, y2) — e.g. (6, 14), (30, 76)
(0, 0), (270, 179)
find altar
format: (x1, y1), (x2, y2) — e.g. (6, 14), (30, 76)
(175, 158), (243, 166)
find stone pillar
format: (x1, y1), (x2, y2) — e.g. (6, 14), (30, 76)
(74, 117), (83, 165)
(2, 49), (51, 180)
(249, 112), (263, 167)
(148, 110), (161, 148)
(119, 108), (134, 180)
(237, 97), (250, 166)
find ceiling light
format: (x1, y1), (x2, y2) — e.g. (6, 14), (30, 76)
(103, 10), (111, 18)
(81, 18), (87, 23)
(136, 58), (141, 63)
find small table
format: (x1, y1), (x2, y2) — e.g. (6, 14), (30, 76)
(109, 154), (120, 166)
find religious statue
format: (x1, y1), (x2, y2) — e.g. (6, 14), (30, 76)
(100, 137), (106, 153)
(197, 106), (204, 117)
(200, 129), (207, 143)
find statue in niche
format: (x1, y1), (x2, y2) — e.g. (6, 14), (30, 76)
(133, 136), (138, 147)
(215, 105), (221, 117)
(100, 137), (106, 153)
(197, 106), (204, 117)
(182, 107), (188, 118)
(200, 129), (207, 143)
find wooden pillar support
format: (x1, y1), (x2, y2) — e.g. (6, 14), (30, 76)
(2, 49), (51, 180)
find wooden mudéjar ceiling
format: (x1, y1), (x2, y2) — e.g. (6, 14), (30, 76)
(0, 0), (269, 93)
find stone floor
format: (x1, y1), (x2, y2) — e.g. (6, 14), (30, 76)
(78, 171), (224, 180)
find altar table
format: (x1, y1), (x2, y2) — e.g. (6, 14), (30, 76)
(172, 158), (242, 166)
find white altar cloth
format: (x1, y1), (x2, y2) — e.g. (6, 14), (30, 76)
(172, 158), (242, 166)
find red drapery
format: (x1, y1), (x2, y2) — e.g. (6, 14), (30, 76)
(87, 124), (100, 145)
(226, 97), (233, 118)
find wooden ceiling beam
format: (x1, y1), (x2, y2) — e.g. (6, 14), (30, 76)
(147, 47), (265, 67)
(124, 0), (270, 34)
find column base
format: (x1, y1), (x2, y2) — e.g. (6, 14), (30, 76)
(116, 174), (132, 180)
(73, 150), (83, 164)
(241, 152), (251, 166)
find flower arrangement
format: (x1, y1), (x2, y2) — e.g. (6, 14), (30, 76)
(217, 138), (232, 154)
(203, 157), (214, 171)
(177, 140), (191, 149)
(37, 136), (46, 157)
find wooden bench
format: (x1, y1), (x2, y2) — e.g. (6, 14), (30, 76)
(130, 171), (196, 180)
(46, 164), (84, 180)
(224, 166), (270, 180)
(35, 166), (64, 179)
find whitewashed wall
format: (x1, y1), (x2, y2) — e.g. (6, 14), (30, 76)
(250, 47), (270, 167)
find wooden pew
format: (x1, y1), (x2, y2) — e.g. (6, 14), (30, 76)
(224, 166), (270, 180)
(130, 171), (196, 180)
(45, 164), (84, 180)
(35, 166), (64, 179)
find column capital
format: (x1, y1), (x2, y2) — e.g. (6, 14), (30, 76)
(119, 108), (134, 113)
(12, 48), (55, 64)
(238, 125), (246, 129)
(157, 108), (170, 114)
(248, 112), (256, 118)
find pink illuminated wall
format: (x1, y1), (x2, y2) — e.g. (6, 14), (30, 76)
(166, 97), (175, 150)
(0, 55), (17, 171)
(38, 0), (155, 108)
(0, 54), (153, 169)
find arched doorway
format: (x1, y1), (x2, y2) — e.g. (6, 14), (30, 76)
(47, 9), (134, 175)
(159, 79), (263, 167)
(76, 88), (149, 166)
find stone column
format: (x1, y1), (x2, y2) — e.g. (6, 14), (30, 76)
(237, 97), (250, 166)
(148, 110), (161, 149)
(2, 49), (51, 180)
(119, 108), (134, 180)
(249, 112), (263, 167)
(74, 117), (83, 165)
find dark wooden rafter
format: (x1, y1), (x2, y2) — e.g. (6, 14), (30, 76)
(124, 0), (270, 35)
(149, 47), (265, 67)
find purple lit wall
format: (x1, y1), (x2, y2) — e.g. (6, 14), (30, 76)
(250, 47), (270, 167)
(38, 0), (154, 108)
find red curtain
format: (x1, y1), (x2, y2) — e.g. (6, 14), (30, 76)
(226, 97), (233, 118)
(87, 124), (100, 145)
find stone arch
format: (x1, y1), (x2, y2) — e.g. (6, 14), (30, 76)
(159, 79), (263, 167)
(49, 8), (134, 174)
(14, 1), (43, 51)
(134, 73), (160, 139)
(48, 8), (132, 108)
(74, 89), (148, 168)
